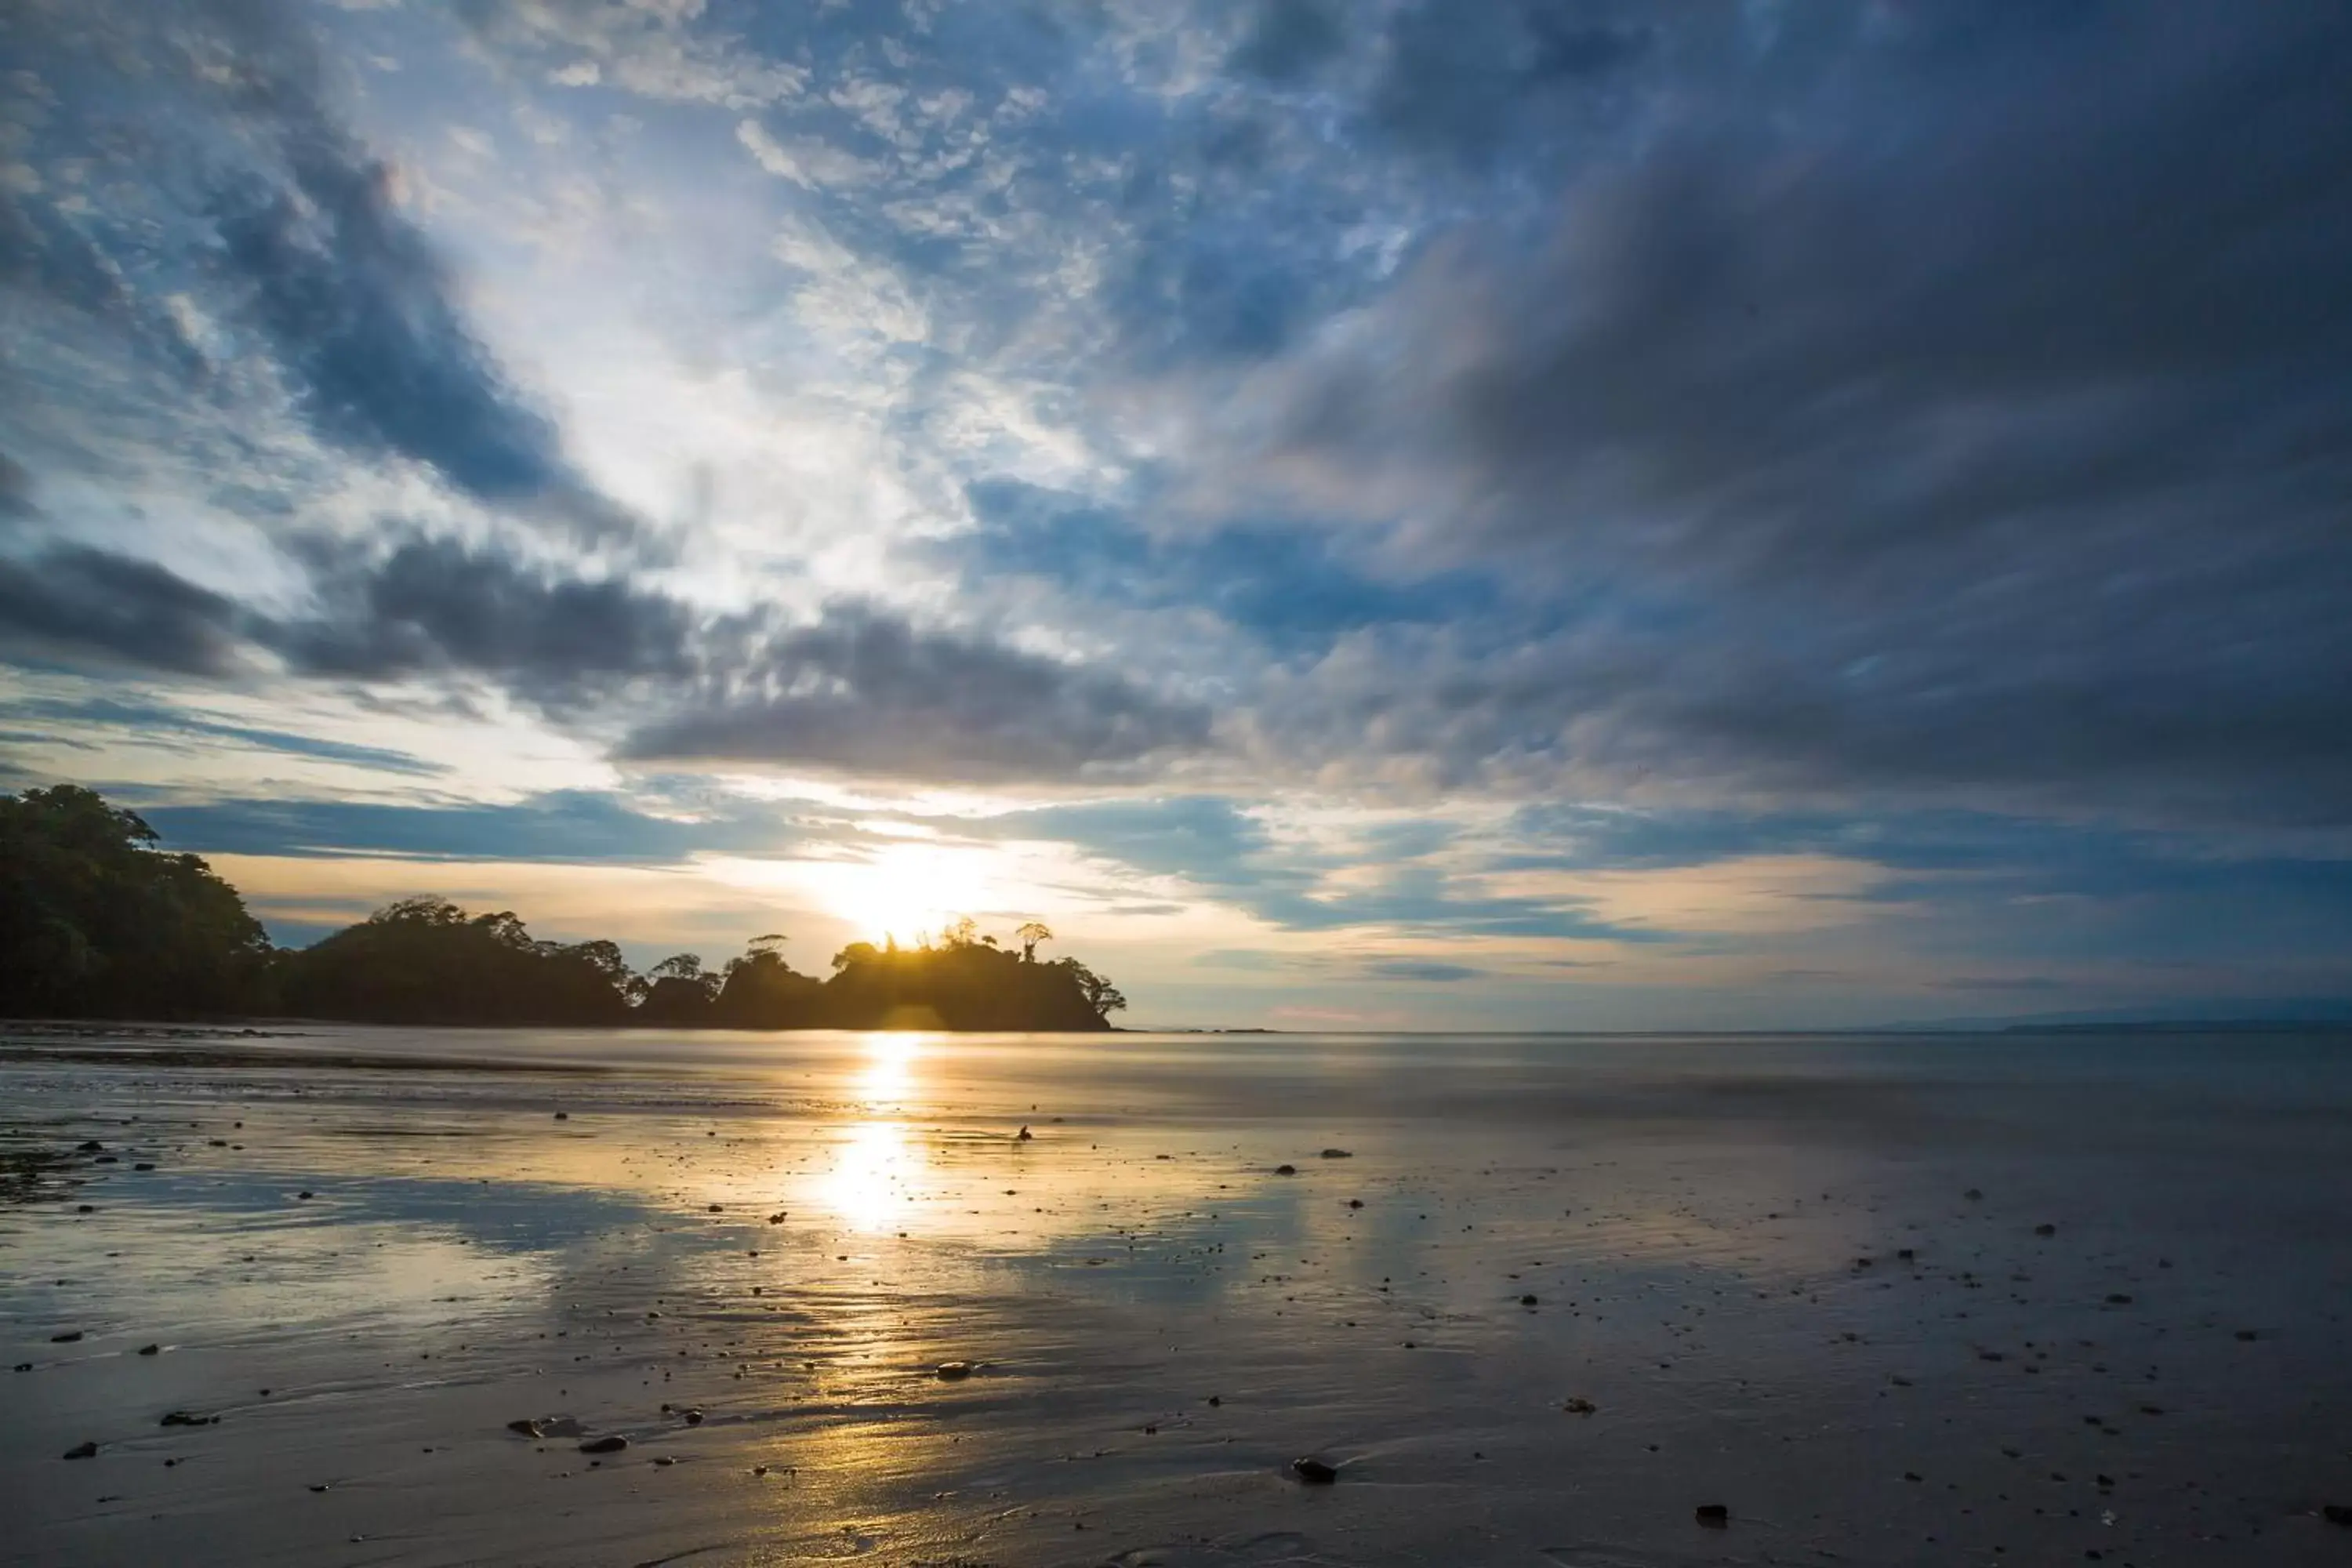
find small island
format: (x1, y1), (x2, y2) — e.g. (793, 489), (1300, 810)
(0, 785), (1125, 1032)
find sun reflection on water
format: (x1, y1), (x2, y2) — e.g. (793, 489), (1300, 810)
(815, 1033), (932, 1234)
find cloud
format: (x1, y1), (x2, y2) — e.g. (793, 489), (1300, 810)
(1232, 1), (2352, 823)
(982, 796), (1661, 940)
(2, 0), (639, 543)
(140, 789), (790, 865)
(3, 696), (445, 777)
(618, 604), (1213, 784)
(1227, 0), (1346, 82)
(0, 546), (249, 676)
(1365, 957), (1483, 982)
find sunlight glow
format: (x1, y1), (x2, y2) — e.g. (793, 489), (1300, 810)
(818, 841), (1004, 945)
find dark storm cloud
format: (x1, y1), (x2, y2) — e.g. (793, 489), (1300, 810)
(0, 546), (249, 676)
(618, 606), (1212, 784)
(1369, 0), (1652, 162)
(0, 453), (34, 520)
(1228, 0), (1346, 82)
(274, 536), (698, 698)
(1252, 0), (2352, 823)
(0, 528), (1205, 786)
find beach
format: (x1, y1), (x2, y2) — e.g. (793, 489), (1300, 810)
(4, 1026), (2350, 1567)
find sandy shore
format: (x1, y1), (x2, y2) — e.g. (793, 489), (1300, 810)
(5, 1025), (2350, 1566)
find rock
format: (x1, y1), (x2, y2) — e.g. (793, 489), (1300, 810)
(2235, 1329), (2259, 1341)
(2033, 1222), (2056, 1236)
(309, 1483), (332, 1493)
(652, 1456), (676, 1466)
(681, 1408), (706, 1425)
(1563, 1397), (1597, 1415)
(1320, 1149), (1352, 1159)
(133, 1163), (154, 1171)
(50, 1330), (82, 1343)
(507, 1419), (546, 1438)
(579, 1435), (629, 1454)
(1274, 1164), (1298, 1175)
(1964, 1188), (1984, 1200)
(159, 1410), (219, 1427)
(2321, 1504), (2352, 1526)
(1290, 1457), (1338, 1484)
(767, 1212), (787, 1224)
(1348, 1198), (1363, 1208)
(553, 1112), (568, 1120)
(64, 1441), (98, 1460)
(1519, 1294), (1539, 1306)
(297, 1191), (314, 1200)
(1694, 1503), (1730, 1527)
(76, 1140), (103, 1152)
(707, 1203), (723, 1213)
(13, 1363), (30, 1372)
(2106, 1293), (2133, 1305)
(1018, 1126), (1033, 1140)
(935, 1360), (975, 1381)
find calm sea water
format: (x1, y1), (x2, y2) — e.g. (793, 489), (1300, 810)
(6, 1025), (2350, 1566)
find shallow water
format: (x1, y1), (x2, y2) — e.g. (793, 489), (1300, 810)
(4, 1025), (2350, 1566)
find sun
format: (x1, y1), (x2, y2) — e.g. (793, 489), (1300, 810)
(826, 840), (1000, 946)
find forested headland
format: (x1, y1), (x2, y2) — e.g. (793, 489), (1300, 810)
(0, 785), (1126, 1031)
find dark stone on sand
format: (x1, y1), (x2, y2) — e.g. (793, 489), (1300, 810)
(13, 1363), (30, 1372)
(1018, 1126), (1033, 1140)
(1207, 1395), (1221, 1406)
(1520, 1294), (1539, 1306)
(553, 1112), (568, 1120)
(77, 1203), (96, 1214)
(51, 1330), (82, 1343)
(935, 1360), (975, 1380)
(653, 1456), (676, 1466)
(579, 1436), (629, 1454)
(77, 1141), (103, 1152)
(1695, 1503), (1730, 1527)
(2106, 1293), (2133, 1305)
(1275, 1164), (1297, 1175)
(1563, 1397), (1597, 1415)
(707, 1203), (722, 1213)
(2321, 1504), (2352, 1526)
(2034, 1223), (2056, 1236)
(1320, 1149), (1352, 1159)
(507, 1419), (546, 1438)
(309, 1483), (331, 1493)
(1964, 1188), (1983, 1200)
(64, 1441), (98, 1460)
(1348, 1198), (1363, 1208)
(134, 1163), (154, 1171)
(136, 1343), (159, 1356)
(1291, 1457), (1338, 1484)
(159, 1410), (218, 1427)
(1897, 1248), (1915, 1261)
(2234, 1328), (2258, 1341)
(681, 1408), (705, 1425)
(297, 1191), (314, 1200)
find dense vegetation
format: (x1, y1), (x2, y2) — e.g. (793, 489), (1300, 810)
(0, 785), (273, 1019)
(0, 786), (1125, 1031)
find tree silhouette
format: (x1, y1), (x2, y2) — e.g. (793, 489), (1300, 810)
(2, 786), (1130, 1032)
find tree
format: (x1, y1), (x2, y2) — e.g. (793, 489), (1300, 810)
(1016, 920), (1052, 963)
(0, 784), (270, 1018)
(1058, 958), (1127, 1021)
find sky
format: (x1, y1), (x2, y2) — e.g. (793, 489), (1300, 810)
(3, 0), (2350, 1030)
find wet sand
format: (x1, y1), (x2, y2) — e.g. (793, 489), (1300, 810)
(5, 1025), (2350, 1566)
